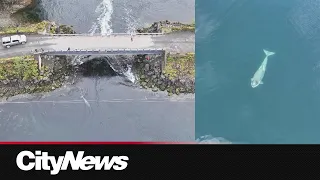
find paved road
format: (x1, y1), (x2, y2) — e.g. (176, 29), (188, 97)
(0, 32), (194, 58)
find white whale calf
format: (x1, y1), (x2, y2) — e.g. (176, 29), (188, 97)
(251, 49), (275, 88)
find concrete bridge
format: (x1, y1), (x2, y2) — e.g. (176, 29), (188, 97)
(34, 48), (167, 72)
(42, 48), (165, 55)
(0, 32), (194, 71)
(42, 32), (164, 36)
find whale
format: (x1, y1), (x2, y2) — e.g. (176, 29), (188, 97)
(251, 49), (275, 88)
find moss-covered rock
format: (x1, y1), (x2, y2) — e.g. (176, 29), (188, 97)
(134, 20), (195, 96)
(0, 55), (42, 81)
(0, 0), (75, 35)
(134, 53), (195, 95)
(0, 21), (47, 34)
(0, 20), (76, 35)
(0, 55), (75, 99)
(136, 20), (195, 34)
(56, 24), (76, 34)
(164, 53), (195, 80)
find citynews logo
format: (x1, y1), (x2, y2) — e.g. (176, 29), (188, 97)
(16, 150), (129, 175)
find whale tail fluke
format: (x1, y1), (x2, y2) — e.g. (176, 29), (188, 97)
(263, 49), (275, 57)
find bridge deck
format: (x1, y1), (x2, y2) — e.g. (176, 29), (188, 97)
(42, 33), (164, 36)
(41, 48), (165, 55)
(0, 32), (194, 58)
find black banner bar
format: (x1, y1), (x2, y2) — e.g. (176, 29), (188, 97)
(0, 145), (319, 177)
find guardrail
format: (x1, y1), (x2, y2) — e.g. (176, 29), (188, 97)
(34, 48), (165, 55)
(42, 33), (164, 37)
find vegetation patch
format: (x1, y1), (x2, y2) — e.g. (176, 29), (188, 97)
(0, 21), (49, 34)
(0, 55), (42, 81)
(162, 22), (195, 33)
(136, 20), (195, 34)
(0, 55), (74, 99)
(0, 20), (76, 35)
(164, 53), (195, 80)
(135, 53), (195, 96)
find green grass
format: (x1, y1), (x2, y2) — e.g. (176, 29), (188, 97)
(164, 53), (195, 80)
(0, 21), (49, 34)
(167, 24), (195, 32)
(0, 55), (42, 81)
(0, 21), (76, 35)
(161, 23), (195, 33)
(137, 20), (195, 34)
(0, 54), (76, 98)
(0, 55), (58, 98)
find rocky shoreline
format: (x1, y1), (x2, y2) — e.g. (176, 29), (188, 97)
(0, 55), (76, 99)
(136, 20), (195, 33)
(133, 53), (195, 95)
(0, 20), (76, 35)
(0, 0), (75, 35)
(134, 21), (195, 95)
(0, 0), (39, 27)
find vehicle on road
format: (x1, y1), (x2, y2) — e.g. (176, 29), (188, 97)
(1, 35), (27, 48)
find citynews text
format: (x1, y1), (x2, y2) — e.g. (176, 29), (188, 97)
(16, 150), (129, 175)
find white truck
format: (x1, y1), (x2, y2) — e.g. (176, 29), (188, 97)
(1, 34), (27, 48)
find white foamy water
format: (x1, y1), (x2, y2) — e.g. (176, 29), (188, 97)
(89, 0), (114, 35)
(81, 95), (92, 110)
(71, 55), (85, 65)
(196, 135), (232, 144)
(123, 65), (136, 83)
(122, 2), (139, 34)
(39, 0), (194, 33)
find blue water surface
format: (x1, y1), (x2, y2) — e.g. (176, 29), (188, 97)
(196, 0), (320, 143)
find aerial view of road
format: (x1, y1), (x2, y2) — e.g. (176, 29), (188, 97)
(0, 0), (195, 141)
(0, 32), (194, 58)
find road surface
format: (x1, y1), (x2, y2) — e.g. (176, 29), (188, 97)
(0, 32), (194, 58)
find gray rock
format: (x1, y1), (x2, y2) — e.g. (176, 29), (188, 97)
(152, 87), (158, 92)
(144, 64), (150, 71)
(179, 78), (186, 84)
(159, 85), (166, 91)
(175, 88), (180, 95)
(147, 71), (154, 76)
(141, 82), (147, 87)
(180, 88), (186, 93)
(172, 88), (176, 94)
(147, 82), (153, 88)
